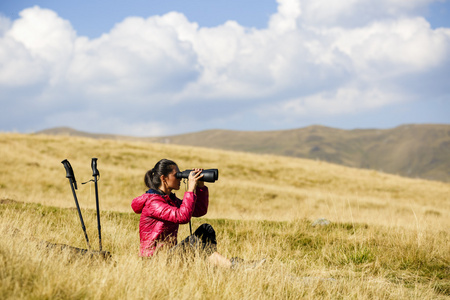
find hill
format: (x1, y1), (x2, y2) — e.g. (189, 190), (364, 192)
(1, 132), (449, 226)
(0, 133), (449, 299)
(37, 124), (450, 182)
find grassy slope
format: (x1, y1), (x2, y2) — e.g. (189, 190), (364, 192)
(0, 133), (449, 299)
(1, 133), (449, 228)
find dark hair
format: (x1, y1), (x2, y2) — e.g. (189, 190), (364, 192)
(144, 159), (178, 189)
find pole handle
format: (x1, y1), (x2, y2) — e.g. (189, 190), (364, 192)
(91, 158), (100, 177)
(61, 159), (77, 189)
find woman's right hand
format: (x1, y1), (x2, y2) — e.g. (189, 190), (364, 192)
(188, 168), (204, 192)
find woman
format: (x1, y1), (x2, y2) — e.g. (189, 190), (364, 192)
(131, 159), (233, 267)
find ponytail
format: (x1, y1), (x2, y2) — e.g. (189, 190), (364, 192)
(144, 169), (155, 189)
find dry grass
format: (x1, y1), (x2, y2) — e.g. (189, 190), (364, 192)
(0, 133), (449, 299)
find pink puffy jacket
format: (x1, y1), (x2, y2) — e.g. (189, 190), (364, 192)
(131, 187), (209, 256)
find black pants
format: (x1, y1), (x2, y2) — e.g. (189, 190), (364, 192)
(169, 223), (217, 257)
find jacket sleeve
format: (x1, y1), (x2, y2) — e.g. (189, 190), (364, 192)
(131, 194), (149, 214)
(192, 186), (209, 217)
(144, 192), (196, 224)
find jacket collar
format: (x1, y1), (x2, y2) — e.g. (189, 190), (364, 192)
(146, 188), (178, 204)
(146, 188), (165, 196)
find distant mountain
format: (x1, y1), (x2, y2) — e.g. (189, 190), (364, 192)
(37, 124), (450, 182)
(37, 127), (137, 141)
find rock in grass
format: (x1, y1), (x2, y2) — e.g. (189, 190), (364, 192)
(311, 218), (331, 227)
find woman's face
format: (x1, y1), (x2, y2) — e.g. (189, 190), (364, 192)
(164, 165), (181, 191)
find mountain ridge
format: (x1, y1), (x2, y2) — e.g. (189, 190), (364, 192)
(36, 124), (450, 182)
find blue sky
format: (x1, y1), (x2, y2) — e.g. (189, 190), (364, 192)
(1, 1), (278, 37)
(0, 0), (449, 136)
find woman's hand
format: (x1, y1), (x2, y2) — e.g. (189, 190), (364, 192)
(188, 168), (204, 192)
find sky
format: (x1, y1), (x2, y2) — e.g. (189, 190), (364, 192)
(0, 0), (449, 137)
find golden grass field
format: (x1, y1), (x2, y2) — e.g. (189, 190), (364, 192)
(1, 133), (449, 299)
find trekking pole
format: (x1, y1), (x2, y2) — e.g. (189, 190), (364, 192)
(90, 158), (102, 251)
(61, 159), (91, 251)
(182, 178), (193, 236)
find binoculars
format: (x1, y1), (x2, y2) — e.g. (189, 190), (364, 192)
(176, 169), (219, 183)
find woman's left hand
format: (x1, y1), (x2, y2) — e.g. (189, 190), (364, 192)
(194, 168), (205, 188)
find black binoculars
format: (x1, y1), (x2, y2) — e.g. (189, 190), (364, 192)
(176, 169), (219, 183)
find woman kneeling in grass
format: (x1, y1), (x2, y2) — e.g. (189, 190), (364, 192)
(131, 159), (264, 269)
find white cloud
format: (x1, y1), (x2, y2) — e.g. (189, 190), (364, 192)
(329, 17), (450, 74)
(6, 7), (76, 63)
(0, 14), (11, 35)
(0, 35), (46, 86)
(65, 12), (200, 101)
(269, 0), (302, 32)
(295, 0), (437, 28)
(271, 87), (405, 117)
(0, 1), (449, 135)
